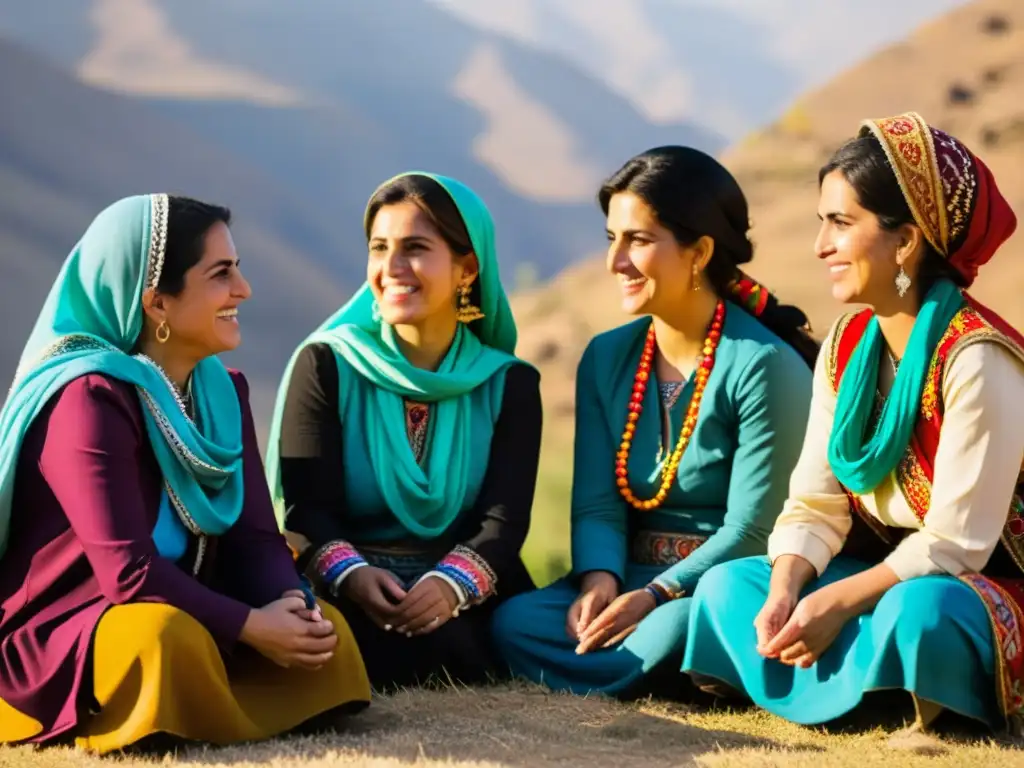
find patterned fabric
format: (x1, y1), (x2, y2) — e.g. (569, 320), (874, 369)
(830, 304), (1024, 726)
(727, 273), (770, 317)
(631, 530), (708, 567)
(311, 540), (367, 594)
(430, 545), (497, 606)
(657, 382), (684, 409)
(405, 402), (430, 464)
(858, 112), (1017, 287)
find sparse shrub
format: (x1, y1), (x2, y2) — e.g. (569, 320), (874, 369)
(533, 339), (560, 364)
(981, 14), (1010, 35)
(947, 83), (975, 105)
(982, 66), (1005, 85)
(981, 127), (1001, 148)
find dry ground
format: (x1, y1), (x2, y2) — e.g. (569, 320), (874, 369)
(1, 684), (1021, 768)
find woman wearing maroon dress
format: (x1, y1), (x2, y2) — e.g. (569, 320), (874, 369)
(0, 194), (369, 753)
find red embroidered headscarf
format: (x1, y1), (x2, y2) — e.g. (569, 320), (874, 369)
(859, 111), (1021, 343)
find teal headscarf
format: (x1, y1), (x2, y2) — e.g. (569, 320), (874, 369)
(0, 194), (246, 561)
(827, 279), (964, 494)
(265, 173), (523, 538)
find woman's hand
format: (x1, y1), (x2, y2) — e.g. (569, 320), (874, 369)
(762, 564), (900, 668)
(240, 595), (338, 670)
(575, 589), (657, 654)
(760, 582), (852, 668)
(281, 587), (324, 622)
(391, 576), (460, 637)
(754, 587), (799, 656)
(566, 571), (619, 640)
(342, 566), (407, 628)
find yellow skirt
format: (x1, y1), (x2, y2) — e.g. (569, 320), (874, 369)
(0, 601), (370, 754)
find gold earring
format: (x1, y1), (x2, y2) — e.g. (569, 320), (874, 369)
(455, 283), (485, 323)
(156, 320), (171, 344)
(692, 263), (701, 292)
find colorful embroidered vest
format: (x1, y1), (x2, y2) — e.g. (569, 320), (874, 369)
(827, 301), (1024, 724)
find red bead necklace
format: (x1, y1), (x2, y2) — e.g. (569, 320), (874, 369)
(615, 301), (726, 510)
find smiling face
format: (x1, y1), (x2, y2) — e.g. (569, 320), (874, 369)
(367, 201), (477, 328)
(605, 191), (708, 316)
(152, 221), (250, 356)
(815, 170), (914, 307)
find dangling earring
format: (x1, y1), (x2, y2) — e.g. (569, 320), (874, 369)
(455, 283), (485, 323)
(156, 320), (171, 344)
(691, 263), (701, 292)
(895, 265), (912, 298)
(371, 299), (382, 323)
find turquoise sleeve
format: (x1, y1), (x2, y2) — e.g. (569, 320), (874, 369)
(569, 341), (628, 583)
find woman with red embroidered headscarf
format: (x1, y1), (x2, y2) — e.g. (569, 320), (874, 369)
(683, 113), (1024, 738)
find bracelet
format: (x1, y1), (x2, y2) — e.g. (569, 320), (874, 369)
(643, 581), (678, 607)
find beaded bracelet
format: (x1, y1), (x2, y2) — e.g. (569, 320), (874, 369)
(643, 581), (677, 607)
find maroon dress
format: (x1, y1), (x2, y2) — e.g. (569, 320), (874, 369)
(0, 370), (302, 742)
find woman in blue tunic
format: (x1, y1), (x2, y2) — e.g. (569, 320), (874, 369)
(682, 113), (1024, 740)
(492, 146), (818, 697)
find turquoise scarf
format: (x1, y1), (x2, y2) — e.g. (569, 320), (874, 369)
(827, 279), (965, 494)
(265, 173), (524, 538)
(0, 195), (245, 561)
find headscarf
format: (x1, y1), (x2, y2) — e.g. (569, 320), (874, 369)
(265, 173), (523, 538)
(0, 194), (246, 560)
(829, 112), (1019, 494)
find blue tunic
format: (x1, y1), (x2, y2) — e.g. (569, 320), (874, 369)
(492, 307), (813, 695)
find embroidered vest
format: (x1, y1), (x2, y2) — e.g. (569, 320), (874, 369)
(826, 303), (1024, 570)
(827, 303), (1024, 724)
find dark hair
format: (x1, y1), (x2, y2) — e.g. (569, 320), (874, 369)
(818, 136), (966, 297)
(599, 146), (819, 366)
(157, 196), (232, 296)
(363, 174), (481, 310)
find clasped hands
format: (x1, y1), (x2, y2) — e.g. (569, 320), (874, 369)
(344, 566), (460, 637)
(240, 587), (337, 671)
(754, 580), (853, 668)
(567, 571), (657, 654)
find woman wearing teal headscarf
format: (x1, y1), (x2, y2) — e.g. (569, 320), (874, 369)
(267, 173), (542, 689)
(0, 195), (369, 755)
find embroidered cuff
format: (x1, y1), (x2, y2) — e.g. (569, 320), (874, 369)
(309, 540), (368, 596)
(427, 544), (498, 607)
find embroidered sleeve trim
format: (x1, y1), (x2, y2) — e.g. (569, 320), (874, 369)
(310, 540), (368, 596)
(424, 544), (498, 608)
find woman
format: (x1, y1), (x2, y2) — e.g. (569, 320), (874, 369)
(0, 195), (369, 754)
(683, 112), (1024, 737)
(491, 146), (817, 697)
(266, 173), (542, 690)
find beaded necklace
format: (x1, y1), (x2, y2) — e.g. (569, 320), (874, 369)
(615, 301), (725, 511)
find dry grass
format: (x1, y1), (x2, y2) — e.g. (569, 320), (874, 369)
(1, 684), (1021, 768)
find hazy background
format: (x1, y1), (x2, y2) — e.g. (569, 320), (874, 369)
(2, 0), (1020, 582)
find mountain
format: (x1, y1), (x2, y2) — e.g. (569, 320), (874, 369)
(0, 36), (353, 422)
(511, 0), (1024, 574)
(436, 0), (969, 140)
(0, 0), (722, 291)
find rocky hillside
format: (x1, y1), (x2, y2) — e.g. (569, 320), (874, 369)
(515, 0), (1024, 429)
